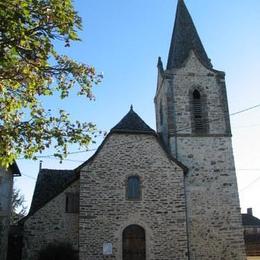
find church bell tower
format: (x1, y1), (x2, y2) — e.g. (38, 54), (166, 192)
(155, 0), (246, 258)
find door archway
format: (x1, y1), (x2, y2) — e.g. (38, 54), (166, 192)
(123, 225), (146, 260)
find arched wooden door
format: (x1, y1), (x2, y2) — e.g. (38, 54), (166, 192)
(123, 225), (146, 260)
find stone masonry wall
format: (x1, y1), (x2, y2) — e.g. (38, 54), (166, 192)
(0, 168), (13, 260)
(22, 180), (79, 260)
(79, 133), (188, 260)
(175, 136), (246, 259)
(156, 51), (246, 259)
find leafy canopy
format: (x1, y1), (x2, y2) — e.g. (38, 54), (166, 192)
(0, 0), (102, 167)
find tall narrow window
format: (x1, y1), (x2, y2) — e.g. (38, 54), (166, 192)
(127, 176), (141, 200)
(159, 101), (163, 125)
(192, 90), (206, 133)
(65, 193), (79, 213)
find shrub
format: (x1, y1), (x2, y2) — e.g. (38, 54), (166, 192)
(37, 242), (78, 260)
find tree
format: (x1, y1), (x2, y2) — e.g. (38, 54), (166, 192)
(0, 0), (102, 167)
(10, 187), (27, 224)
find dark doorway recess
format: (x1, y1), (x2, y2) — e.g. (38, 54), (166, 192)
(123, 225), (146, 260)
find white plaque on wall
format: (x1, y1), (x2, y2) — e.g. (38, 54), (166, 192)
(103, 242), (112, 255)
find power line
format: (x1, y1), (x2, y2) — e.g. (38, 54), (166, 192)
(175, 102), (260, 134)
(230, 104), (260, 116)
(237, 169), (260, 172)
(35, 157), (85, 163)
(240, 176), (260, 192)
(17, 139), (150, 161)
(15, 103), (260, 165)
(17, 148), (97, 160)
(22, 173), (37, 180)
(18, 167), (260, 182)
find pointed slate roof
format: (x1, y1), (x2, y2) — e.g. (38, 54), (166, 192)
(111, 106), (155, 134)
(167, 0), (212, 70)
(29, 168), (76, 214)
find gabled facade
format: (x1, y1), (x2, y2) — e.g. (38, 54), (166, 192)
(78, 108), (188, 259)
(22, 108), (189, 260)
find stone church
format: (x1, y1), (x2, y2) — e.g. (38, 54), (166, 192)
(21, 1), (246, 259)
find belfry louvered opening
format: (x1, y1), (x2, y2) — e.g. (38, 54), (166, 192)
(192, 90), (207, 133)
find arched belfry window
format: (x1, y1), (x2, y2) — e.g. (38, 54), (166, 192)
(123, 225), (146, 260)
(192, 89), (207, 133)
(127, 176), (141, 200)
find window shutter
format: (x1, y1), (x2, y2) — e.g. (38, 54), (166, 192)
(192, 90), (207, 133)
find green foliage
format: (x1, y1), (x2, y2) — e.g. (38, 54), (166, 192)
(0, 0), (103, 167)
(38, 242), (78, 260)
(11, 187), (27, 224)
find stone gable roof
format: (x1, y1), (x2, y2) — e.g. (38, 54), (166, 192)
(25, 108), (187, 219)
(29, 168), (76, 214)
(242, 213), (260, 226)
(167, 0), (212, 70)
(111, 106), (156, 134)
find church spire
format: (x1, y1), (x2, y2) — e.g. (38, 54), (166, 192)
(167, 0), (212, 70)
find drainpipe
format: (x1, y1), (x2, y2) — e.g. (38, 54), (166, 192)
(183, 174), (191, 260)
(170, 75), (190, 259)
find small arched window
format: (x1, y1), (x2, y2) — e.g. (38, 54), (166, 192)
(127, 176), (141, 200)
(192, 90), (206, 133)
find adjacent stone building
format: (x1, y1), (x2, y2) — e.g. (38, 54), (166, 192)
(21, 169), (79, 260)
(21, 1), (247, 259)
(242, 208), (260, 260)
(0, 162), (21, 260)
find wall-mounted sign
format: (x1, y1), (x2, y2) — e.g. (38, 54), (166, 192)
(103, 242), (112, 255)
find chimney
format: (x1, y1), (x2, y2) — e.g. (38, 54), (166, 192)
(39, 160), (43, 171)
(247, 208), (253, 216)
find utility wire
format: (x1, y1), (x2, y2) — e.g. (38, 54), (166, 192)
(17, 139), (148, 160)
(240, 176), (260, 192)
(21, 173), (37, 180)
(17, 148), (97, 160)
(237, 169), (260, 172)
(230, 103), (260, 116)
(17, 104), (260, 161)
(174, 103), (260, 134)
(15, 103), (260, 169)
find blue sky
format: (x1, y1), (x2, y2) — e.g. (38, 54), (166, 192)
(16, 0), (260, 217)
